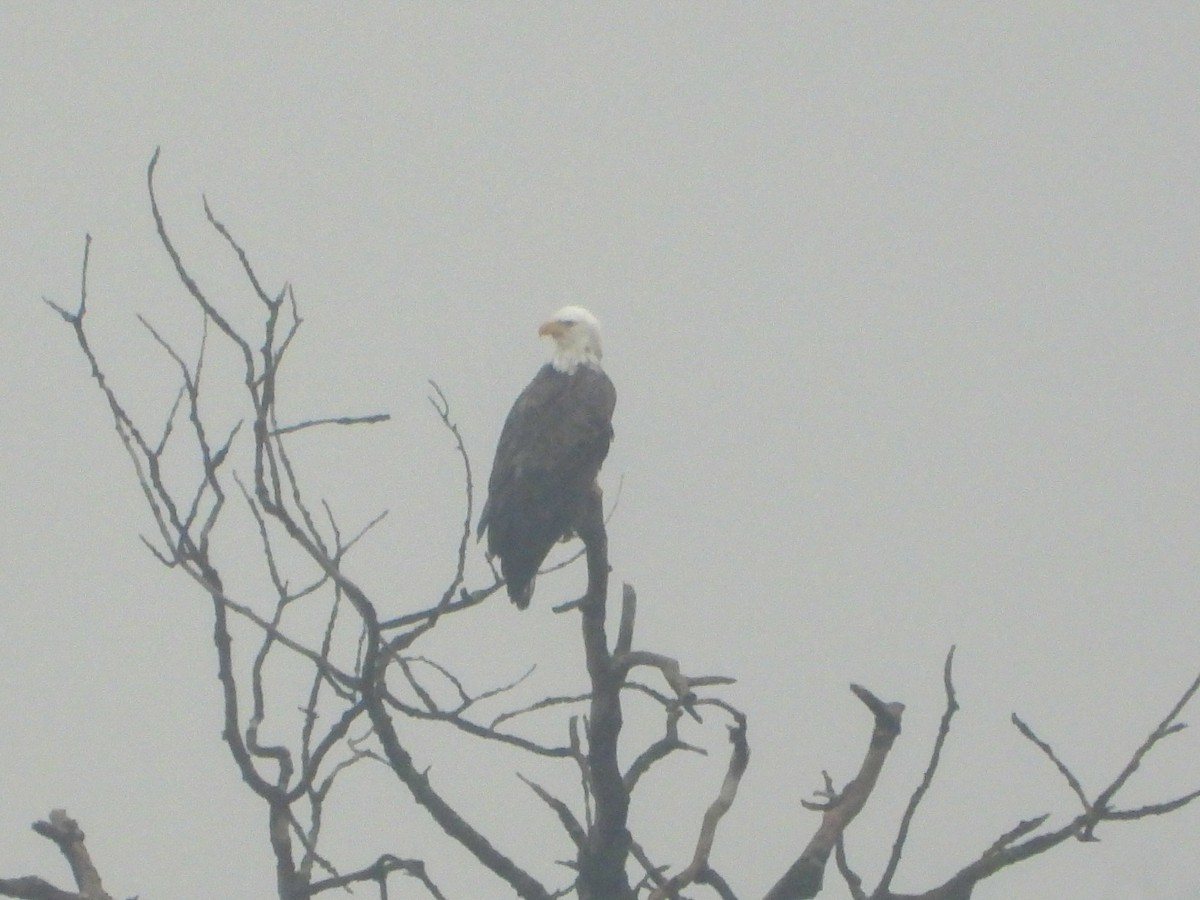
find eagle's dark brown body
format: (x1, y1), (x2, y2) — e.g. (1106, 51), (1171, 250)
(478, 362), (616, 608)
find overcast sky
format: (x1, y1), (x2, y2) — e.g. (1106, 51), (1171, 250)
(2, 5), (1198, 899)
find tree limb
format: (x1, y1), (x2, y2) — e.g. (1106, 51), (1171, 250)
(764, 684), (904, 900)
(0, 811), (114, 900)
(647, 712), (749, 900)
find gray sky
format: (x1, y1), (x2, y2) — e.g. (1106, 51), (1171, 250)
(2, 5), (1198, 899)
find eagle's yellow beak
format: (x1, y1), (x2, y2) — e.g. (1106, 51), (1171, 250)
(538, 320), (568, 338)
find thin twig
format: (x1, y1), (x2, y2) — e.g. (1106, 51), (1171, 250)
(877, 646), (956, 893)
(270, 414), (390, 436)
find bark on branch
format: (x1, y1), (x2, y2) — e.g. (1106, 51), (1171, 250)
(764, 685), (904, 900)
(575, 484), (634, 900)
(647, 714), (749, 900)
(0, 811), (114, 900)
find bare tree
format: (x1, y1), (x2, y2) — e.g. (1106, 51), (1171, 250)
(8, 152), (1199, 900)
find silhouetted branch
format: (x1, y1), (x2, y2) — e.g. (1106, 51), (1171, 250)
(574, 484), (633, 900)
(834, 832), (866, 900)
(625, 706), (692, 792)
(521, 774), (587, 850)
(629, 841), (671, 895)
(428, 380), (475, 610)
(270, 414), (390, 436)
(1011, 713), (1090, 813)
(696, 867), (739, 900)
(50, 153), (560, 900)
(0, 878), (79, 900)
(876, 647), (956, 894)
(0, 811), (114, 900)
(1083, 665), (1200, 838)
(307, 854), (447, 899)
(765, 684), (904, 900)
(869, 664), (1200, 900)
(647, 713), (749, 900)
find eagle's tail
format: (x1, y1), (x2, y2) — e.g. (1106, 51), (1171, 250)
(476, 499), (491, 542)
(508, 577), (534, 610)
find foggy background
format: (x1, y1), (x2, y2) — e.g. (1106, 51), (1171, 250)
(1, 6), (1197, 899)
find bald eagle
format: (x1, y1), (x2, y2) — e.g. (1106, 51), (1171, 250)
(478, 306), (616, 609)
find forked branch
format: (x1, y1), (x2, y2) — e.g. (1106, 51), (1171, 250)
(764, 684), (904, 900)
(0, 811), (113, 900)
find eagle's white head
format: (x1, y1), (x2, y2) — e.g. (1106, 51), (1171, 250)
(539, 305), (603, 373)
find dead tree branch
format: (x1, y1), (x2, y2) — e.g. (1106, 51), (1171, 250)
(647, 713), (749, 900)
(875, 647), (957, 896)
(764, 684), (905, 900)
(0, 811), (114, 900)
(575, 485), (634, 900)
(46, 152), (560, 900)
(306, 854), (447, 899)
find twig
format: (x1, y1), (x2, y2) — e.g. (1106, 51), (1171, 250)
(876, 646), (956, 893)
(307, 854), (447, 899)
(1011, 713), (1090, 813)
(1083, 666), (1200, 838)
(520, 774), (587, 850)
(270, 413), (390, 435)
(648, 712), (749, 900)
